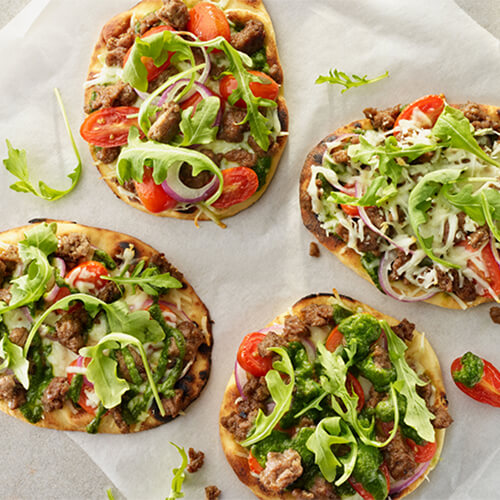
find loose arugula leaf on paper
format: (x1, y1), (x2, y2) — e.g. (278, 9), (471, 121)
(316, 68), (389, 93)
(3, 89), (81, 201)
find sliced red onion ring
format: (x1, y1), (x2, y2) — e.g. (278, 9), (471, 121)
(378, 252), (438, 302)
(162, 162), (219, 203)
(45, 284), (60, 304)
(355, 182), (409, 254)
(234, 360), (249, 399)
(158, 300), (190, 322)
(178, 31), (211, 85)
(21, 306), (34, 323)
(302, 337), (317, 361)
(158, 79), (222, 127)
(490, 234), (500, 268)
(134, 88), (151, 101)
(53, 257), (66, 277)
(258, 324), (284, 335)
(74, 356), (94, 389)
(389, 460), (431, 495)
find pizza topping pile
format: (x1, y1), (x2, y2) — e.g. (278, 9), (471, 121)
(81, 0), (287, 219)
(222, 297), (452, 498)
(307, 95), (500, 306)
(0, 223), (208, 433)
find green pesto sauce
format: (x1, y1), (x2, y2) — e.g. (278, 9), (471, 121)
(352, 443), (387, 500)
(453, 352), (484, 388)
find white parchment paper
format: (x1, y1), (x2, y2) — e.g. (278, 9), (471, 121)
(0, 0), (499, 498)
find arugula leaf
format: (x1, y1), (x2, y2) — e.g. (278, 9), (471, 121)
(408, 168), (464, 268)
(138, 64), (205, 135)
(481, 190), (500, 242)
(123, 30), (195, 92)
(0, 335), (30, 389)
(442, 184), (485, 224)
(0, 223), (57, 315)
(316, 343), (399, 448)
(178, 96), (220, 146)
(381, 321), (435, 443)
(116, 127), (224, 206)
(306, 416), (358, 484)
(432, 105), (500, 168)
(167, 442), (188, 500)
(240, 347), (295, 447)
(80, 332), (164, 414)
(316, 69), (389, 93)
(104, 267), (182, 297)
(104, 300), (164, 343)
(348, 135), (438, 185)
(3, 89), (81, 201)
(326, 175), (388, 207)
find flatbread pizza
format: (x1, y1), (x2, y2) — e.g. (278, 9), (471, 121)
(0, 220), (211, 433)
(81, 0), (288, 224)
(220, 292), (452, 499)
(300, 95), (500, 308)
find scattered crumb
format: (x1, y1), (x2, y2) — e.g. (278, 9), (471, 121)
(490, 306), (500, 324)
(187, 448), (205, 473)
(205, 485), (221, 499)
(309, 242), (320, 257)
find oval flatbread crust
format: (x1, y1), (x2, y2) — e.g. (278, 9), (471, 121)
(300, 103), (500, 309)
(84, 0), (288, 221)
(0, 220), (212, 433)
(220, 292), (449, 499)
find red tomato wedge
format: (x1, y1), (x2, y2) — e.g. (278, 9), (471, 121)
(451, 355), (500, 407)
(248, 451), (264, 474)
(187, 2), (230, 43)
(406, 438), (437, 463)
(65, 261), (110, 293)
(67, 357), (97, 415)
(80, 106), (139, 147)
(212, 167), (259, 210)
(464, 242), (500, 298)
(394, 94), (445, 131)
(219, 71), (279, 108)
(135, 167), (178, 213)
(340, 204), (360, 217)
(325, 326), (344, 352)
(123, 25), (174, 82)
(346, 372), (365, 411)
(237, 332), (273, 377)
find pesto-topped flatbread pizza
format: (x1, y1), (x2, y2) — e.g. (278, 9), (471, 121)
(0, 221), (211, 433)
(81, 0), (288, 225)
(220, 292), (452, 499)
(300, 95), (500, 309)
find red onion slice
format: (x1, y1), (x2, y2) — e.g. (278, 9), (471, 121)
(45, 284), (61, 304)
(490, 234), (500, 268)
(162, 162), (219, 203)
(355, 182), (410, 254)
(70, 356), (94, 389)
(158, 300), (190, 322)
(21, 306), (34, 323)
(258, 324), (284, 335)
(389, 460), (431, 495)
(378, 252), (438, 302)
(234, 360), (249, 399)
(134, 88), (151, 101)
(53, 257), (66, 277)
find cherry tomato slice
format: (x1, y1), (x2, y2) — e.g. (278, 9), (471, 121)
(219, 71), (279, 108)
(237, 332), (273, 377)
(464, 241), (500, 297)
(340, 204), (360, 217)
(67, 357), (97, 415)
(123, 25), (174, 82)
(135, 167), (178, 213)
(180, 90), (223, 116)
(66, 261), (110, 293)
(187, 2), (230, 43)
(212, 167), (259, 210)
(80, 106), (139, 147)
(325, 326), (344, 352)
(346, 372), (365, 411)
(406, 438), (437, 463)
(394, 95), (445, 130)
(248, 451), (264, 474)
